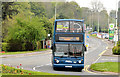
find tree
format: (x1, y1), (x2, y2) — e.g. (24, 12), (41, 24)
(90, 0), (109, 32)
(110, 10), (116, 19)
(30, 2), (46, 17)
(91, 0), (104, 12)
(39, 16), (53, 37)
(2, 2), (18, 20)
(57, 13), (68, 19)
(5, 15), (46, 51)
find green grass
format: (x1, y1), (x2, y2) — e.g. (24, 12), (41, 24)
(90, 62), (120, 73)
(1, 49), (50, 55)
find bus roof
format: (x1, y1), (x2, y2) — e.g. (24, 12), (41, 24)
(55, 19), (84, 22)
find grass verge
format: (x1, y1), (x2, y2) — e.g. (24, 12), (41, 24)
(1, 65), (80, 77)
(90, 62), (120, 73)
(1, 49), (50, 55)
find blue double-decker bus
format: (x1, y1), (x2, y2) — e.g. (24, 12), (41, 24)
(51, 19), (86, 71)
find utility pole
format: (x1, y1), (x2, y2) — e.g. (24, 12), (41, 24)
(115, 0), (118, 46)
(91, 10), (94, 32)
(108, 12), (110, 40)
(98, 11), (100, 33)
(97, 0), (100, 33)
(55, 2), (57, 20)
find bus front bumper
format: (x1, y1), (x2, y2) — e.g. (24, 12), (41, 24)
(53, 64), (84, 69)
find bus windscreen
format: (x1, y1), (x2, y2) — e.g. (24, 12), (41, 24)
(54, 44), (83, 57)
(56, 21), (83, 33)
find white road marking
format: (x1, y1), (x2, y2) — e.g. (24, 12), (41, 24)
(92, 56), (101, 64)
(106, 47), (108, 49)
(33, 63), (52, 71)
(46, 63), (51, 65)
(101, 59), (117, 60)
(99, 50), (106, 56)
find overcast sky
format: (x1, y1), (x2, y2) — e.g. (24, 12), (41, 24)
(67, 0), (120, 13)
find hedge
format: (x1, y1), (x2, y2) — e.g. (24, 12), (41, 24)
(2, 41), (42, 52)
(112, 41), (120, 55)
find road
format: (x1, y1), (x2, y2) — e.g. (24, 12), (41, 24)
(1, 36), (119, 76)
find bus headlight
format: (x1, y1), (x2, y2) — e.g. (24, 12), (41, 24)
(56, 60), (59, 63)
(78, 60), (81, 63)
(55, 59), (59, 63)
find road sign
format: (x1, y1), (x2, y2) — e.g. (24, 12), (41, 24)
(109, 24), (114, 30)
(109, 24), (114, 40)
(109, 30), (114, 40)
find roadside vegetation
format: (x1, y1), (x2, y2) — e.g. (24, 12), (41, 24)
(112, 41), (120, 55)
(90, 62), (120, 73)
(1, 64), (79, 76)
(1, 64), (57, 75)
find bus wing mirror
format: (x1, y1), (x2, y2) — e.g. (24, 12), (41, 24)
(51, 45), (53, 50)
(83, 45), (87, 51)
(85, 46), (87, 51)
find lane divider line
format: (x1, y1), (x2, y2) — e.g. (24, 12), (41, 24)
(99, 50), (106, 56)
(92, 56), (101, 64)
(106, 47), (108, 49)
(33, 66), (42, 72)
(33, 63), (51, 72)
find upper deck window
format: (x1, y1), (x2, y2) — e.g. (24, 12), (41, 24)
(56, 21), (83, 33)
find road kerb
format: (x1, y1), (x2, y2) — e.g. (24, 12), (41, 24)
(1, 51), (52, 58)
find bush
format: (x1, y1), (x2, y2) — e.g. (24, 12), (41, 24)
(101, 29), (108, 33)
(2, 43), (10, 52)
(117, 41), (120, 47)
(112, 46), (120, 55)
(2, 42), (34, 52)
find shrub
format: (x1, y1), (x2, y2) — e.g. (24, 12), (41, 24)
(2, 43), (10, 52)
(112, 46), (120, 55)
(117, 41), (120, 47)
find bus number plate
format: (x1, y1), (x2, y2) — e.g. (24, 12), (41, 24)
(65, 66), (72, 68)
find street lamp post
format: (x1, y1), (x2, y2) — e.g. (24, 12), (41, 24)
(55, 2), (58, 20)
(98, 11), (100, 33)
(115, 0), (118, 46)
(92, 10), (94, 32)
(108, 12), (109, 37)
